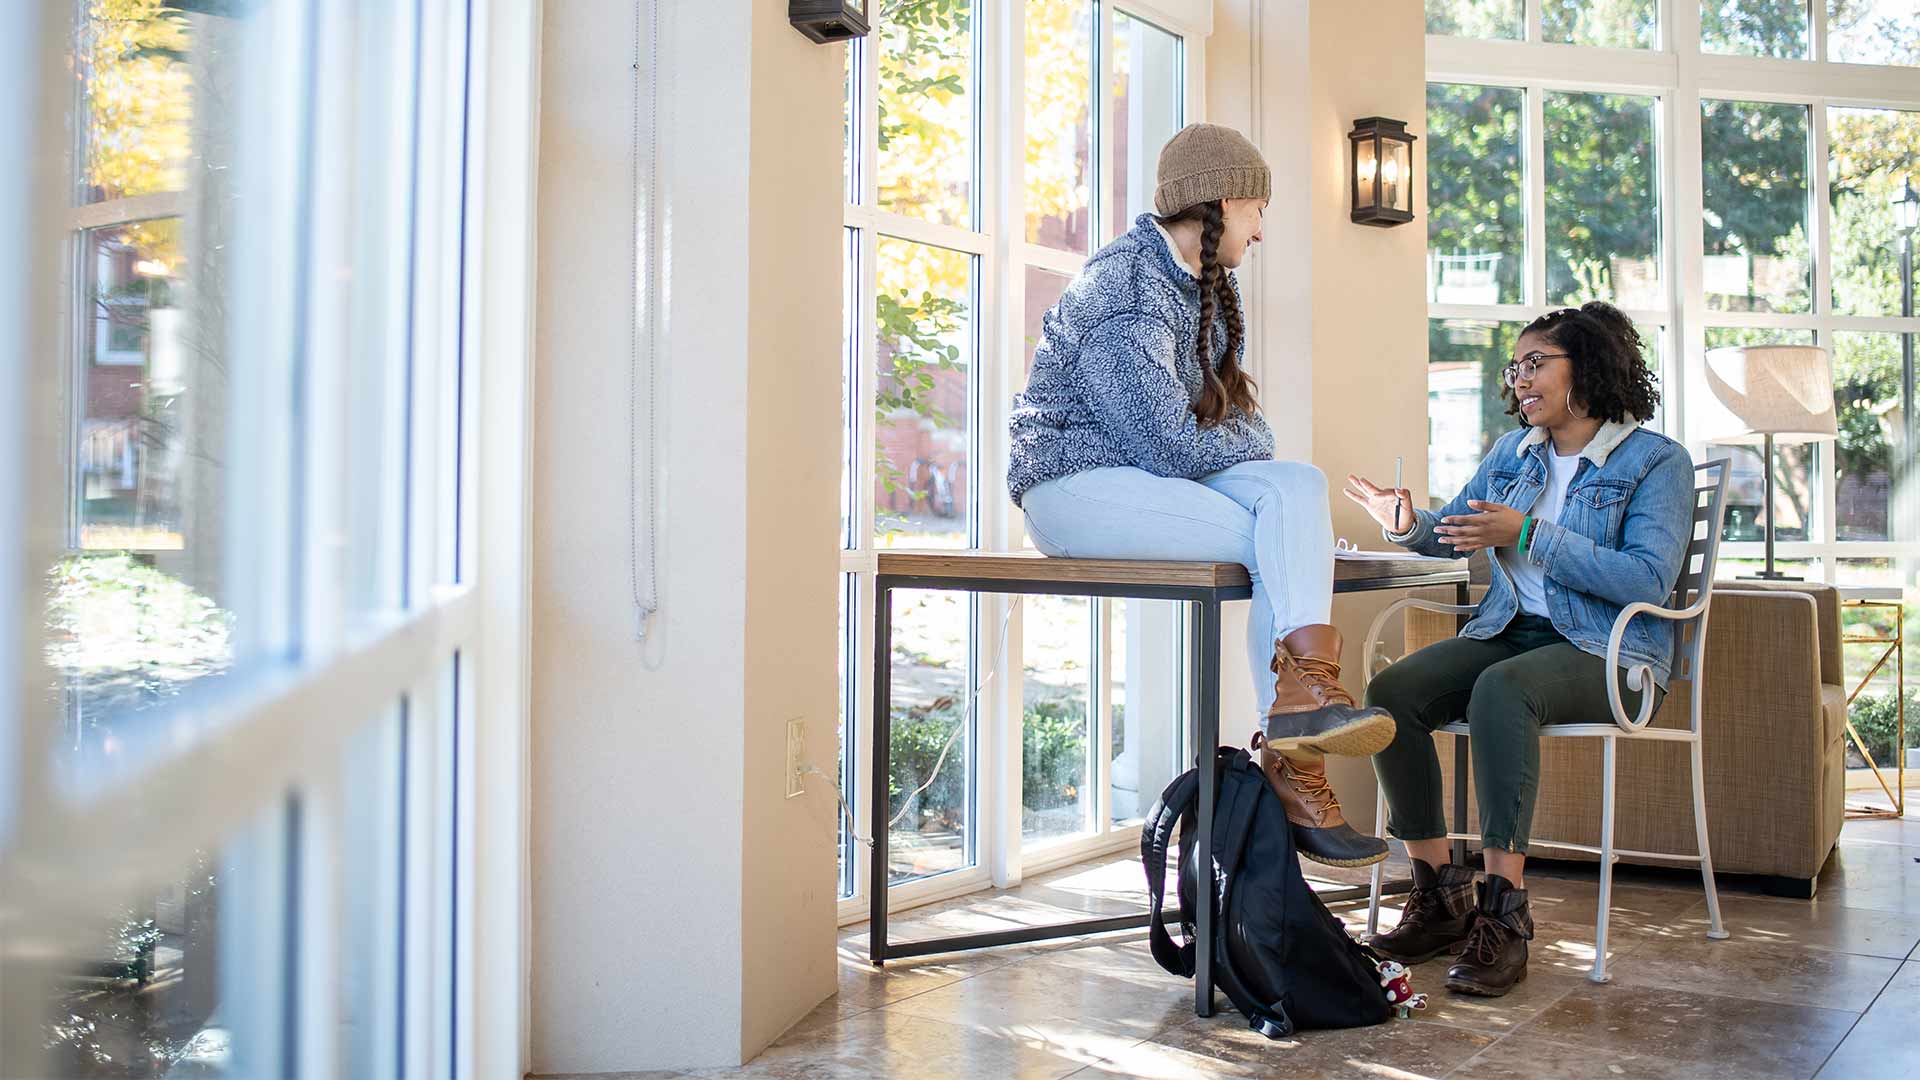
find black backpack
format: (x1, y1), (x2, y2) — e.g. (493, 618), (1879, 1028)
(1142, 746), (1394, 1039)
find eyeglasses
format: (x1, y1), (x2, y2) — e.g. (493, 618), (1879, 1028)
(1502, 352), (1570, 388)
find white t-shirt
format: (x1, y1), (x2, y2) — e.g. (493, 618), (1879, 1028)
(1504, 449), (1582, 617)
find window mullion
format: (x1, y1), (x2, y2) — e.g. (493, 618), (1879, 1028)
(1526, 82), (1548, 308)
(1812, 101), (1838, 547)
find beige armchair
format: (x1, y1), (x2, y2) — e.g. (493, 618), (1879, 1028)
(1398, 579), (1845, 896)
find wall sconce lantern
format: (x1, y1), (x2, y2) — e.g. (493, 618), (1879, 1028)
(1349, 117), (1416, 227)
(791, 0), (871, 43)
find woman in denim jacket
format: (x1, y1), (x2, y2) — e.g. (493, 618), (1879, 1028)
(1343, 302), (1694, 999)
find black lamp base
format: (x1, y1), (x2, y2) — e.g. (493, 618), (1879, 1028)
(1738, 570), (1803, 581)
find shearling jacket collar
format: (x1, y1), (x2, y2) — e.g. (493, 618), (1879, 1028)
(1517, 418), (1638, 468)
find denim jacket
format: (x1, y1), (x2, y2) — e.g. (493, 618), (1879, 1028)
(1386, 421), (1696, 688)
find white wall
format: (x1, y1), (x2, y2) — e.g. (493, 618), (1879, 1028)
(529, 0), (841, 1072)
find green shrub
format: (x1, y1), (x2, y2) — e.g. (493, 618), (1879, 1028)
(1849, 689), (1919, 764)
(887, 695), (1095, 832)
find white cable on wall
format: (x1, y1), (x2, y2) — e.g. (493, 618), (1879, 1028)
(631, 0), (662, 641)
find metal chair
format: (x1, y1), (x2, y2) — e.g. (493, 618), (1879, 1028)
(1360, 460), (1732, 983)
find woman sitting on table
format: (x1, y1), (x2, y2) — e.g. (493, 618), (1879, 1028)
(1343, 301), (1694, 998)
(1009, 122), (1394, 870)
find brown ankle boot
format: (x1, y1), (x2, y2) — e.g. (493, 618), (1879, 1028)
(1264, 625), (1395, 757)
(1255, 738), (1389, 868)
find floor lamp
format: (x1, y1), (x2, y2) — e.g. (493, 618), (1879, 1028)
(1704, 345), (1837, 581)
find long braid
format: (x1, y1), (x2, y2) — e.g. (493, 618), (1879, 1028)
(1156, 199), (1261, 426)
(1194, 200), (1222, 398)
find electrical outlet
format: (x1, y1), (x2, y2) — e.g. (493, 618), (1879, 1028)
(786, 718), (806, 799)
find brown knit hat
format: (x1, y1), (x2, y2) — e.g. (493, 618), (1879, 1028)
(1153, 123), (1271, 216)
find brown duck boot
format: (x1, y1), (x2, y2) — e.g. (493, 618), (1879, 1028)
(1367, 858), (1478, 964)
(1444, 875), (1534, 997)
(1263, 625), (1395, 757)
(1254, 737), (1388, 868)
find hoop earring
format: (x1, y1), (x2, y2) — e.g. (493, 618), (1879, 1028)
(1566, 386), (1588, 420)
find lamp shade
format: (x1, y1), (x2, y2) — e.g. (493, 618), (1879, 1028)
(1703, 345), (1838, 444)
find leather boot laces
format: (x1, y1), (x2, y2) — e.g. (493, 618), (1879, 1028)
(1281, 758), (1342, 820)
(1458, 909), (1531, 967)
(1287, 656), (1357, 707)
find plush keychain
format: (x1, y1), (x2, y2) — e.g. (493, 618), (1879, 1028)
(1376, 959), (1429, 1019)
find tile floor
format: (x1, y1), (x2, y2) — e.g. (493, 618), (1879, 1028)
(552, 803), (1920, 1080)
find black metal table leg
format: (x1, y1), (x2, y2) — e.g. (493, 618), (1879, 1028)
(870, 582), (893, 967)
(1193, 599), (1222, 1018)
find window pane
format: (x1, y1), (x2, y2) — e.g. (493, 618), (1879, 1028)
(77, 3), (193, 203)
(1701, 1), (1810, 58)
(1542, 0), (1654, 48)
(1025, 1), (1093, 252)
(877, 0), (973, 226)
(874, 237), (972, 548)
(1023, 595), (1094, 845)
(1832, 332), (1919, 542)
(1024, 267), (1073, 375)
(1425, 0), (1524, 40)
(1704, 326), (1817, 349)
(1702, 99), (1812, 314)
(888, 590), (973, 883)
(1428, 318), (1524, 507)
(1545, 91), (1661, 309)
(58, 5), (251, 773)
(1110, 13), (1184, 242)
(1708, 443), (1816, 543)
(1828, 1), (1920, 66)
(1427, 84), (1526, 306)
(339, 709), (404, 1078)
(1020, 268), (1073, 550)
(38, 807), (287, 1078)
(1111, 599), (1184, 828)
(1829, 107), (1920, 318)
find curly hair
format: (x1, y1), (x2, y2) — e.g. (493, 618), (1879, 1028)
(1154, 199), (1259, 426)
(1506, 301), (1661, 426)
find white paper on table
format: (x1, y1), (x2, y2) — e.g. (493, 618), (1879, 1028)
(1334, 539), (1455, 564)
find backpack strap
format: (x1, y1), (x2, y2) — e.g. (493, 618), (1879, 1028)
(1141, 766), (1200, 978)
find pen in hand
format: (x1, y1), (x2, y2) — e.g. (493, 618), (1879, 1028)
(1393, 456), (1403, 533)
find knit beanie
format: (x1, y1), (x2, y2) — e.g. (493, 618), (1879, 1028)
(1153, 123), (1271, 216)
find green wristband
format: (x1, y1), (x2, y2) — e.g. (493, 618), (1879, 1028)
(1519, 516), (1534, 553)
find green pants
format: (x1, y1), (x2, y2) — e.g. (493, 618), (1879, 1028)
(1364, 614), (1663, 854)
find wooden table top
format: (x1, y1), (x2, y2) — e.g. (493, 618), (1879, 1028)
(874, 549), (1469, 592)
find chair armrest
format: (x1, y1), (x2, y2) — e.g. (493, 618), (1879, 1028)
(1363, 597), (1477, 685)
(1604, 597), (1706, 731)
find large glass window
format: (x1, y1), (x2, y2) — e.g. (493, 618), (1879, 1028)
(1544, 91), (1662, 309)
(1542, 0), (1655, 49)
(1701, 1), (1811, 59)
(841, 6), (1193, 911)
(1702, 99), (1812, 314)
(1425, 0), (1524, 40)
(877, 1), (974, 226)
(1426, 83), (1525, 306)
(1429, 0), (1920, 604)
(11, 0), (482, 1074)
(1828, 1), (1920, 67)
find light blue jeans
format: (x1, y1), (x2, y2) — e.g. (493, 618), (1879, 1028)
(1020, 461), (1335, 719)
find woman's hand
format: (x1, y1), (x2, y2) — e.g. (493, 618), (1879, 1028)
(1435, 500), (1524, 554)
(1343, 474), (1415, 534)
